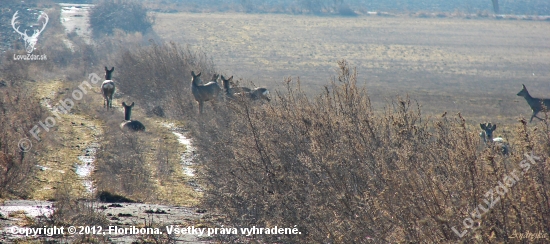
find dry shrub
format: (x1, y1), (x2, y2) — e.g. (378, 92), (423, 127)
(31, 182), (110, 243)
(0, 52), (31, 82)
(94, 122), (155, 202)
(190, 60), (550, 242)
(89, 0), (154, 39)
(47, 183), (109, 227)
(112, 41), (216, 119)
(0, 86), (45, 198)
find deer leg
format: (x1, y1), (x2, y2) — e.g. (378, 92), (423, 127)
(211, 100), (217, 112)
(199, 101), (204, 114)
(530, 111), (545, 122)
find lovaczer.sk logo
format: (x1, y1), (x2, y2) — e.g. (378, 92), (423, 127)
(11, 10), (48, 61)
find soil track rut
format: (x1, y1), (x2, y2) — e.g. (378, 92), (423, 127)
(1, 75), (209, 244)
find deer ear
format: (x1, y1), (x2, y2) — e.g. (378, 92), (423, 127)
(522, 84), (526, 89)
(197, 72), (201, 77)
(105, 66), (108, 71)
(492, 124), (497, 130)
(229, 76), (233, 81)
(130, 102), (135, 107)
(480, 123), (485, 129)
(122, 102), (127, 107)
(110, 67), (115, 72)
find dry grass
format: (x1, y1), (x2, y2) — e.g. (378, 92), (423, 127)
(0, 85), (45, 198)
(3, 3), (550, 242)
(69, 77), (201, 205)
(111, 41), (216, 119)
(153, 12), (550, 124)
(189, 61), (550, 243)
(25, 80), (100, 200)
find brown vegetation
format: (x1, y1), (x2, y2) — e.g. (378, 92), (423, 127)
(111, 41), (216, 119)
(0, 86), (45, 198)
(2, 1), (550, 242)
(187, 61), (550, 242)
(89, 0), (154, 39)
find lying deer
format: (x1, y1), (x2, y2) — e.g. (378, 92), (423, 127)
(191, 71), (222, 114)
(221, 75), (270, 102)
(120, 102), (146, 131)
(517, 84), (550, 123)
(479, 122), (509, 155)
(101, 67), (116, 109)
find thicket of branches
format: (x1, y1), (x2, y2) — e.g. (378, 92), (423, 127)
(0, 86), (45, 198)
(111, 41), (216, 119)
(185, 61), (550, 242)
(89, 0), (154, 39)
(106, 45), (550, 241)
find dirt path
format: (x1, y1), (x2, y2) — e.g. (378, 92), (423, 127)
(1, 75), (209, 244)
(31, 80), (99, 199)
(0, 4), (217, 243)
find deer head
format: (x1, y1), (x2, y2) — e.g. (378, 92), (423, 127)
(12, 10), (49, 54)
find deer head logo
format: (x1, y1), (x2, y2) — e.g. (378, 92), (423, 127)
(11, 10), (49, 54)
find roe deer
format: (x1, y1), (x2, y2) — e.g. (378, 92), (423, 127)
(191, 71), (222, 114)
(516, 84), (550, 122)
(479, 122), (509, 155)
(101, 66), (116, 109)
(221, 75), (270, 102)
(120, 102), (146, 131)
(221, 75), (251, 97)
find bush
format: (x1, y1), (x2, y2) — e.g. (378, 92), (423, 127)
(190, 60), (550, 242)
(89, 0), (154, 39)
(112, 41), (216, 119)
(0, 86), (45, 198)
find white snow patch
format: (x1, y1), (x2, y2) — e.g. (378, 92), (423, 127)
(0, 201), (54, 218)
(162, 123), (197, 178)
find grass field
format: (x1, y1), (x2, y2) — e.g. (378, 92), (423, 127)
(2, 5), (550, 242)
(154, 12), (550, 124)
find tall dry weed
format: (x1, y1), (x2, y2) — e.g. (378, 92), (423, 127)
(0, 86), (45, 198)
(190, 60), (550, 242)
(112, 41), (216, 118)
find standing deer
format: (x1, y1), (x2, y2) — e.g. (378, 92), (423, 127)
(120, 102), (146, 131)
(221, 75), (270, 102)
(480, 122), (509, 155)
(101, 67), (116, 109)
(191, 71), (222, 114)
(11, 10), (49, 54)
(516, 84), (550, 122)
